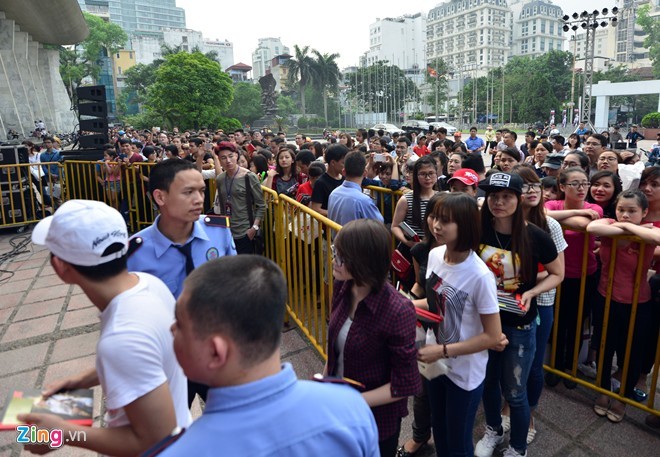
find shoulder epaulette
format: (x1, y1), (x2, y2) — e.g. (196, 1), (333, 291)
(127, 236), (143, 258)
(204, 215), (230, 228)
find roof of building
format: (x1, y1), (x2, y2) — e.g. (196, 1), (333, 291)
(0, 0), (89, 45)
(227, 62), (252, 71)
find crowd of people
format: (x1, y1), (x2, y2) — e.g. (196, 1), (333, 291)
(16, 122), (660, 457)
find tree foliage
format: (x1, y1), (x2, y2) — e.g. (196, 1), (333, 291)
(637, 4), (660, 78)
(145, 52), (234, 130)
(346, 61), (419, 120)
(312, 51), (341, 127)
(286, 45), (316, 117)
(225, 82), (263, 125)
(59, 12), (127, 101)
(426, 58), (450, 117)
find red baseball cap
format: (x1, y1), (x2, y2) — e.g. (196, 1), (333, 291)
(448, 168), (479, 186)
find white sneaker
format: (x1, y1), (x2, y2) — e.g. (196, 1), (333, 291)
(474, 425), (505, 457)
(578, 361), (598, 379)
(503, 445), (528, 457)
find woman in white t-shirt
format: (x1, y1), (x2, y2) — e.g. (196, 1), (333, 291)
(417, 193), (504, 457)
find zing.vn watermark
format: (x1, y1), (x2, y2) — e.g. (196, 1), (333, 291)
(16, 425), (87, 449)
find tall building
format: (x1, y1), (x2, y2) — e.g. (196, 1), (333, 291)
(509, 0), (565, 58)
(614, 0), (657, 67)
(252, 38), (290, 81)
(107, 0), (185, 34)
(362, 13), (426, 84)
(426, 0), (511, 73)
(572, 28), (616, 72)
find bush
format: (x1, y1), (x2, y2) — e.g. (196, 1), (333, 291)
(641, 112), (660, 129)
(214, 116), (242, 132)
(297, 117), (309, 128)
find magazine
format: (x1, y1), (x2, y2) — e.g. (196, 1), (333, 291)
(0, 388), (93, 430)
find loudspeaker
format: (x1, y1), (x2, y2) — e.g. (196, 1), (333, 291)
(80, 118), (109, 133)
(61, 149), (105, 162)
(78, 102), (108, 118)
(76, 85), (106, 101)
(1, 184), (35, 224)
(79, 134), (110, 149)
(77, 85), (109, 151)
(0, 145), (29, 184)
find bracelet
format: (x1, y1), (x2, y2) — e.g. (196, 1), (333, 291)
(443, 343), (449, 359)
(252, 224), (259, 231)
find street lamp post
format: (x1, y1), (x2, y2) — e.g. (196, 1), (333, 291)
(562, 8), (619, 130)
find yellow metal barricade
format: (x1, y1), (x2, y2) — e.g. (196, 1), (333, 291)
(0, 163), (58, 228)
(363, 185), (405, 225)
(545, 226), (659, 417)
(271, 194), (341, 359)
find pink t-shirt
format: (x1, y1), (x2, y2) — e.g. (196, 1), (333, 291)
(597, 219), (656, 303)
(544, 200), (603, 278)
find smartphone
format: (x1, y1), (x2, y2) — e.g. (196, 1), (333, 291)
(399, 221), (420, 241)
(204, 142), (212, 152)
(374, 153), (385, 162)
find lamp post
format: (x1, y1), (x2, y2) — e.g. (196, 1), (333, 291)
(562, 8), (619, 130)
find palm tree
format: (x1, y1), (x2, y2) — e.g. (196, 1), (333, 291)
(312, 51), (341, 127)
(286, 45), (316, 117)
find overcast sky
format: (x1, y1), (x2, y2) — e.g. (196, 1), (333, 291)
(177, 0), (616, 69)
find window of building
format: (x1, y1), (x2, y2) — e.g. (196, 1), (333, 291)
(116, 53), (120, 58)
(540, 38), (545, 51)
(118, 67), (122, 75)
(550, 22), (554, 34)
(541, 20), (546, 33)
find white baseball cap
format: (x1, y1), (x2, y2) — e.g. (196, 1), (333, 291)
(32, 200), (128, 266)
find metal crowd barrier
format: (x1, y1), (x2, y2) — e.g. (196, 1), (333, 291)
(545, 227), (659, 417)
(4, 163), (656, 418)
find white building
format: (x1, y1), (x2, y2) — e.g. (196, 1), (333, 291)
(572, 28), (616, 72)
(426, 0), (511, 73)
(614, 0), (657, 68)
(252, 37), (290, 81)
(509, 0), (565, 58)
(128, 29), (234, 69)
(362, 13), (426, 81)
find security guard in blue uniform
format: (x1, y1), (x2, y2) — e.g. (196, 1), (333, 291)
(127, 160), (236, 406)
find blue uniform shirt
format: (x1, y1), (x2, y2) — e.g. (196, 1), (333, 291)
(159, 363), (379, 457)
(127, 215), (236, 298)
(328, 181), (384, 226)
(465, 136), (485, 152)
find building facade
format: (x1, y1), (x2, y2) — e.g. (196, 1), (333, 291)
(363, 13), (426, 74)
(252, 38), (290, 81)
(509, 0), (565, 58)
(106, 0), (185, 34)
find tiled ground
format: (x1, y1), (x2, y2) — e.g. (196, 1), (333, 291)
(0, 201), (658, 455)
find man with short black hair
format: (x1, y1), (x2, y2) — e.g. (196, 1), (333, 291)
(551, 135), (565, 154)
(128, 160), (236, 405)
(23, 200), (191, 456)
(295, 149), (316, 175)
(311, 144), (348, 216)
(159, 256), (379, 456)
(295, 133), (305, 149)
(465, 126), (485, 154)
(583, 133), (608, 175)
(328, 151), (384, 226)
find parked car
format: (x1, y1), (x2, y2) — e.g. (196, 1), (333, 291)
(401, 120), (431, 134)
(371, 123), (405, 135)
(429, 122), (458, 135)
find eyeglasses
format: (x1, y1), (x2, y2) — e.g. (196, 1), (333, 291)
(565, 181), (590, 189)
(562, 161), (580, 168)
(330, 245), (344, 266)
(418, 172), (437, 179)
(598, 156), (618, 162)
(522, 183), (542, 193)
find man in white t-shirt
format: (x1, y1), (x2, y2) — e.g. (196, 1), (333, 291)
(21, 200), (191, 456)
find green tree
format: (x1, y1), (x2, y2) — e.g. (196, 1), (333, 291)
(426, 58), (450, 118)
(59, 12), (127, 102)
(637, 4), (660, 78)
(312, 51), (341, 127)
(347, 62), (419, 121)
(286, 45), (316, 116)
(123, 63), (158, 104)
(225, 82), (263, 125)
(277, 94), (297, 118)
(146, 52), (233, 130)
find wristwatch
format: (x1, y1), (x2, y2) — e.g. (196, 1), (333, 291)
(252, 224), (260, 232)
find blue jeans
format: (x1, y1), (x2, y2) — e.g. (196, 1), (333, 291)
(483, 321), (537, 453)
(427, 375), (483, 457)
(528, 306), (553, 409)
